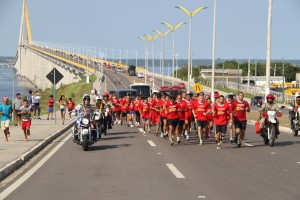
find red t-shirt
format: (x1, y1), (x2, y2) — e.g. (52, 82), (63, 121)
(151, 98), (160, 116)
(129, 102), (134, 111)
(67, 101), (75, 111)
(185, 99), (193, 117)
(139, 102), (151, 118)
(225, 100), (233, 119)
(231, 100), (250, 121)
(120, 99), (131, 112)
(159, 99), (168, 117)
(177, 100), (187, 121)
(48, 99), (55, 108)
(192, 101), (211, 121)
(166, 101), (180, 119)
(133, 99), (141, 111)
(111, 98), (120, 112)
(213, 103), (231, 125)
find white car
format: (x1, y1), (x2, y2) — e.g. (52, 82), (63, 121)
(117, 68), (125, 72)
(137, 73), (145, 78)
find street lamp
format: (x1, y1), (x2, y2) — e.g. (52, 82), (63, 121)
(265, 0), (273, 97)
(153, 29), (171, 86)
(162, 21), (186, 86)
(118, 49), (122, 64)
(125, 50), (128, 66)
(176, 5), (207, 93)
(138, 36), (149, 84)
(145, 34), (159, 87)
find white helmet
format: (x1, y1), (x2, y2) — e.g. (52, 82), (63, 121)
(295, 93), (300, 98)
(96, 95), (103, 101)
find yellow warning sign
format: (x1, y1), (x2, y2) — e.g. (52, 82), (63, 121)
(193, 83), (203, 93)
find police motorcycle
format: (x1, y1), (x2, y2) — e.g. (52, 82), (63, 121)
(72, 95), (100, 151)
(288, 93), (300, 136)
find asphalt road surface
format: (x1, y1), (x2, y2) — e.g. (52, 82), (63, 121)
(1, 65), (300, 200)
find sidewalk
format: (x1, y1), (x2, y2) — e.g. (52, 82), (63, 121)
(0, 111), (75, 180)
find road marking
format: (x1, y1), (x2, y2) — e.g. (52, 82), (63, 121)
(243, 142), (254, 147)
(270, 152), (276, 155)
(0, 134), (71, 199)
(147, 140), (156, 147)
(198, 196), (207, 199)
(138, 128), (144, 133)
(297, 162), (300, 165)
(157, 152), (162, 155)
(166, 164), (185, 179)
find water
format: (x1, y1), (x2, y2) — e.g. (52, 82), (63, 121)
(0, 65), (34, 101)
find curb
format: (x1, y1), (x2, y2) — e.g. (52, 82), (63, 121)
(0, 121), (75, 181)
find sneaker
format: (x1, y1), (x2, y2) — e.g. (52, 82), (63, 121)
(143, 131), (147, 136)
(160, 132), (164, 138)
(217, 143), (221, 150)
(230, 139), (233, 144)
(128, 124), (130, 127)
(177, 137), (181, 144)
(237, 143), (241, 148)
(199, 140), (203, 146)
(38, 117), (41, 120)
(186, 135), (189, 141)
(155, 132), (159, 136)
(34, 116), (36, 119)
(131, 124), (134, 128)
(170, 141), (174, 146)
(47, 118), (49, 120)
(234, 136), (238, 144)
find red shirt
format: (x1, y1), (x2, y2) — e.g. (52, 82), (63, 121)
(177, 100), (187, 121)
(120, 99), (131, 112)
(185, 99), (193, 117)
(166, 101), (180, 119)
(133, 99), (141, 111)
(67, 100), (75, 111)
(129, 102), (134, 111)
(151, 98), (160, 116)
(231, 100), (250, 121)
(140, 102), (151, 118)
(48, 99), (55, 108)
(111, 98), (120, 112)
(213, 103), (231, 125)
(192, 101), (211, 121)
(225, 100), (233, 119)
(159, 99), (168, 117)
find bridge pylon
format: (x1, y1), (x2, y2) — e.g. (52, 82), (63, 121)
(19, 0), (32, 45)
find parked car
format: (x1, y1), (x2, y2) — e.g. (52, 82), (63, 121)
(137, 73), (145, 78)
(251, 96), (264, 106)
(117, 68), (125, 72)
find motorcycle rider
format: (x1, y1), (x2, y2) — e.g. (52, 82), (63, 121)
(258, 94), (280, 138)
(288, 93), (300, 129)
(102, 93), (113, 129)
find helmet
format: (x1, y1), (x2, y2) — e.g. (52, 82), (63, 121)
(82, 95), (91, 102)
(102, 93), (109, 97)
(266, 94), (275, 100)
(295, 93), (300, 98)
(96, 96), (103, 101)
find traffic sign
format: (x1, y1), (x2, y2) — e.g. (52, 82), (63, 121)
(101, 76), (105, 83)
(46, 68), (64, 85)
(193, 83), (203, 93)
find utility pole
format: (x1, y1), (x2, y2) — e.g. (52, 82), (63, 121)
(282, 58), (285, 102)
(247, 58), (250, 92)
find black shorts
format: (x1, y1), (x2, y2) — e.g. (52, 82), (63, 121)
(168, 118), (179, 127)
(161, 116), (167, 121)
(122, 112), (128, 117)
(177, 120), (185, 128)
(234, 120), (247, 130)
(197, 120), (207, 128)
(216, 124), (227, 133)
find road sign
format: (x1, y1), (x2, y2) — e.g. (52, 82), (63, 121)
(46, 68), (64, 85)
(101, 76), (105, 83)
(193, 83), (203, 93)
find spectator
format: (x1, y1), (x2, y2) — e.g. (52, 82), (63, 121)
(13, 93), (23, 126)
(67, 98), (75, 119)
(32, 92), (41, 119)
(59, 95), (66, 125)
(0, 96), (12, 141)
(47, 95), (55, 120)
(27, 90), (33, 106)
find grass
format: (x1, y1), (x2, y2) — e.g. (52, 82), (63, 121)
(38, 74), (96, 115)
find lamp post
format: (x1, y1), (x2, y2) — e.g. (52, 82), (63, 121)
(118, 49), (122, 64)
(112, 48), (115, 62)
(138, 36), (149, 84)
(125, 50), (128, 66)
(282, 58), (285, 102)
(265, 0), (273, 97)
(153, 30), (171, 86)
(135, 50), (138, 67)
(176, 5), (207, 93)
(145, 34), (159, 87)
(161, 22), (186, 86)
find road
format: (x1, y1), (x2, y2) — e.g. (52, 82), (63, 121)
(1, 65), (300, 200)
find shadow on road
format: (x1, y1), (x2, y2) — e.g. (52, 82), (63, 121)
(102, 136), (135, 141)
(109, 131), (137, 135)
(89, 144), (132, 151)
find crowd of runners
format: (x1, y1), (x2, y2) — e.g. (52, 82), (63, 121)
(103, 90), (251, 149)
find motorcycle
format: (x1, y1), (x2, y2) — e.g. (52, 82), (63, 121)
(261, 111), (282, 147)
(72, 112), (99, 151)
(291, 107), (300, 136)
(94, 109), (108, 136)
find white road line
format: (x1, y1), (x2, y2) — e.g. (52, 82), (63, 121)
(138, 128), (144, 133)
(243, 142), (254, 147)
(147, 140), (156, 147)
(166, 164), (185, 179)
(270, 152), (276, 155)
(296, 162), (300, 165)
(0, 134), (71, 199)
(198, 196), (207, 199)
(157, 153), (162, 155)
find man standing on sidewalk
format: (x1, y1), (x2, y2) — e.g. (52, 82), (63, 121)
(0, 96), (12, 141)
(13, 93), (23, 126)
(32, 92), (41, 119)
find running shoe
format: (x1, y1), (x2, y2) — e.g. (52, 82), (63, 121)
(177, 137), (181, 144)
(217, 143), (221, 150)
(229, 138), (233, 144)
(170, 141), (174, 146)
(237, 143), (241, 148)
(160, 132), (164, 138)
(143, 131), (147, 136)
(131, 124), (134, 128)
(234, 136), (238, 144)
(186, 135), (189, 141)
(199, 140), (203, 146)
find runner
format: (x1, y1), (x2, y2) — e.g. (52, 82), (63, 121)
(159, 94), (169, 138)
(166, 95), (180, 145)
(0, 96), (12, 141)
(151, 93), (161, 136)
(111, 94), (121, 124)
(134, 96), (141, 126)
(18, 100), (33, 141)
(183, 93), (193, 140)
(139, 96), (151, 136)
(192, 94), (211, 145)
(176, 94), (187, 144)
(128, 100), (135, 128)
(213, 95), (232, 150)
(225, 94), (235, 143)
(120, 95), (131, 126)
(231, 92), (250, 148)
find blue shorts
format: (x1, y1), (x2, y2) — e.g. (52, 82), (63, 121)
(48, 107), (53, 113)
(130, 111), (135, 114)
(142, 118), (150, 122)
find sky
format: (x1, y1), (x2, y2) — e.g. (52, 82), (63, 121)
(0, 0), (299, 60)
